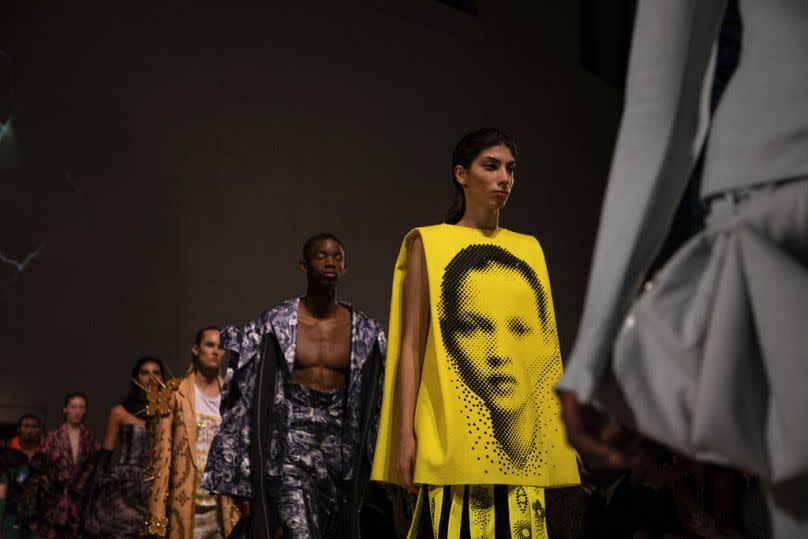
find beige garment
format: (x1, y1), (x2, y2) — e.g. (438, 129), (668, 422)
(143, 373), (240, 538)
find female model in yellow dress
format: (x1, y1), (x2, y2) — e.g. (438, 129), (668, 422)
(372, 128), (579, 538)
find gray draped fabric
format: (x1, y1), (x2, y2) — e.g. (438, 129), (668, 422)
(600, 179), (808, 485)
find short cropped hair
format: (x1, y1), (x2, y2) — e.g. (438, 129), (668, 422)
(302, 233), (344, 262)
(17, 413), (41, 429)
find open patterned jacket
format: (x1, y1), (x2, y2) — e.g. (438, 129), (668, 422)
(18, 423), (99, 539)
(142, 373), (240, 538)
(201, 298), (386, 538)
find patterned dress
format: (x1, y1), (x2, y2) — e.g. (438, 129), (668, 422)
(83, 424), (150, 537)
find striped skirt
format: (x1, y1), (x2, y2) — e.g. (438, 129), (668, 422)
(409, 484), (547, 539)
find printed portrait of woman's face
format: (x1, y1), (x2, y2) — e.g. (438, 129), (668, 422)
(450, 267), (539, 417)
(440, 244), (548, 470)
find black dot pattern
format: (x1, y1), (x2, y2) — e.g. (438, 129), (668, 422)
(438, 244), (564, 480)
(516, 486), (529, 514)
(532, 495), (546, 534)
(469, 485), (493, 529)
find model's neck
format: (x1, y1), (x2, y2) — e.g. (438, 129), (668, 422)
(66, 422), (82, 432)
(455, 206), (500, 231)
(194, 367), (219, 390)
(301, 289), (338, 319)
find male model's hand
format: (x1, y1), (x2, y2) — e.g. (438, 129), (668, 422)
(559, 391), (641, 470)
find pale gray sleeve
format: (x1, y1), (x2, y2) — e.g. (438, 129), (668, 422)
(557, 0), (726, 401)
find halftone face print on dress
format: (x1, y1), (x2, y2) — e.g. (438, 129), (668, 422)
(439, 244), (561, 478)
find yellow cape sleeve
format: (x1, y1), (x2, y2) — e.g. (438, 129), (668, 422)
(370, 229), (421, 484)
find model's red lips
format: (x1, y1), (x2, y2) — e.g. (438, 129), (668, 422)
(494, 190), (510, 197)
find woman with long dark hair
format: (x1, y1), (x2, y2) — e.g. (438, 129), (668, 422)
(83, 357), (165, 537)
(372, 128), (580, 538)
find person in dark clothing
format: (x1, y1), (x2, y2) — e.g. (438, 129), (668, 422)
(1, 414), (42, 539)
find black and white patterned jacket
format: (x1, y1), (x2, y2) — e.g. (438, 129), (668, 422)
(201, 298), (386, 536)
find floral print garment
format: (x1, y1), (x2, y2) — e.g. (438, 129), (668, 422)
(19, 423), (99, 538)
(201, 298), (386, 499)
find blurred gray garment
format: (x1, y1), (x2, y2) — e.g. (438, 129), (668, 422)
(557, 2), (808, 535)
(558, 0), (808, 413)
(599, 178), (808, 483)
(702, 1), (808, 196)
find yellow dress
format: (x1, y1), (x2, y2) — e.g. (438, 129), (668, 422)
(372, 224), (579, 538)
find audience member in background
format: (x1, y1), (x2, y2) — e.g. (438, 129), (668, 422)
(0, 414), (42, 539)
(5, 416), (41, 461)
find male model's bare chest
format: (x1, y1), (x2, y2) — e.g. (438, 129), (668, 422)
(293, 316), (352, 371)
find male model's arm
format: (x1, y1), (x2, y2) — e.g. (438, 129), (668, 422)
(202, 315), (273, 499)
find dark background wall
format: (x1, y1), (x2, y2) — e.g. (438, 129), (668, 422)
(0, 1), (622, 435)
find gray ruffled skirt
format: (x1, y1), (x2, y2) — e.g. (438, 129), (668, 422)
(603, 177), (808, 487)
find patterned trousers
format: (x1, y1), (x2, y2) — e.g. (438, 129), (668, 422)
(273, 382), (346, 539)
